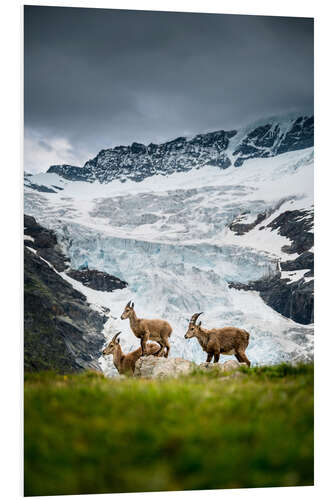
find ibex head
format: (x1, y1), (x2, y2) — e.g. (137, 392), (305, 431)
(102, 332), (121, 355)
(184, 312), (203, 339)
(121, 300), (134, 320)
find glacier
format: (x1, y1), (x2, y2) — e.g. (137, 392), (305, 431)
(24, 145), (314, 374)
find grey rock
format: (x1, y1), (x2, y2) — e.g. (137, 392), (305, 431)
(134, 357), (245, 379)
(24, 244), (107, 373)
(24, 214), (69, 271)
(134, 355), (195, 379)
(66, 268), (127, 292)
(233, 116), (313, 167)
(229, 274), (314, 325)
(228, 206), (314, 325)
(199, 360), (246, 373)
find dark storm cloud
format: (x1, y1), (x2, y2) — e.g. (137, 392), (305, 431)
(24, 6), (313, 172)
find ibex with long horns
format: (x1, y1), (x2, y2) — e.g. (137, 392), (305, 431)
(121, 301), (172, 357)
(185, 312), (251, 366)
(102, 331), (160, 375)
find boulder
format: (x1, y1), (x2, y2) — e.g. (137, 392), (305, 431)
(134, 355), (195, 379)
(199, 360), (246, 373)
(134, 356), (246, 379)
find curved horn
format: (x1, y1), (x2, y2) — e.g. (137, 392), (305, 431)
(190, 312), (203, 324)
(111, 331), (121, 342)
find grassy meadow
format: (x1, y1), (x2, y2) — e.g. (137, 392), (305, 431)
(24, 363), (314, 496)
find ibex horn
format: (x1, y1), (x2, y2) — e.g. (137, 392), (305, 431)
(190, 312), (203, 324)
(111, 331), (121, 342)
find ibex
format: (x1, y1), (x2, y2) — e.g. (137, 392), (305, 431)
(121, 301), (172, 357)
(184, 312), (251, 366)
(102, 331), (160, 376)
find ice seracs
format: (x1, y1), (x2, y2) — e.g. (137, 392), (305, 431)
(24, 114), (314, 371)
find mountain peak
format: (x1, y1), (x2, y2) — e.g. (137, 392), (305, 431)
(46, 114), (313, 184)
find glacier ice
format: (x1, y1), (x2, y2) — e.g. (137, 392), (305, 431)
(24, 147), (314, 373)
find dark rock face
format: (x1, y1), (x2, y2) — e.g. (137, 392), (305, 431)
(229, 275), (313, 325)
(229, 212), (267, 235)
(267, 209), (314, 254)
(233, 116), (313, 167)
(276, 117), (314, 154)
(228, 206), (314, 325)
(47, 164), (90, 181)
(233, 124), (279, 166)
(66, 268), (128, 292)
(24, 214), (70, 272)
(24, 172), (58, 193)
(77, 129), (237, 183)
(24, 214), (128, 291)
(281, 252), (314, 272)
(24, 216), (129, 372)
(26, 182), (57, 193)
(24, 246), (107, 373)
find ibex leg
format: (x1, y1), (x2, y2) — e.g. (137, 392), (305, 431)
(164, 339), (170, 358)
(206, 353), (213, 363)
(155, 342), (165, 357)
(237, 350), (251, 367)
(213, 352), (220, 363)
(140, 333), (149, 356)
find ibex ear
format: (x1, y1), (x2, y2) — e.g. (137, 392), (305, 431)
(117, 338), (120, 344)
(198, 321), (202, 326)
(131, 302), (134, 308)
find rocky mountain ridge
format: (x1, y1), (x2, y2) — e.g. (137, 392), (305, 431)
(47, 115), (313, 184)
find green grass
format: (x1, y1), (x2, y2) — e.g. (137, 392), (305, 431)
(24, 363), (314, 496)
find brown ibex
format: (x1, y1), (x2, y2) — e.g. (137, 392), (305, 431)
(121, 301), (172, 357)
(102, 331), (160, 375)
(184, 312), (251, 366)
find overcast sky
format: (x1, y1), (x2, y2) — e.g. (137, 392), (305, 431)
(24, 6), (313, 173)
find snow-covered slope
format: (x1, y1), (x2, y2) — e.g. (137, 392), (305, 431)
(24, 137), (314, 372)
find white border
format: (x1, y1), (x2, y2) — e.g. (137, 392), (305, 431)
(1, 1), (333, 500)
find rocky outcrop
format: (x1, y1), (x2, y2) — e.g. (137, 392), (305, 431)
(46, 115), (313, 183)
(228, 204), (314, 325)
(276, 116), (314, 154)
(24, 215), (130, 373)
(267, 209), (313, 255)
(66, 268), (127, 292)
(229, 212), (267, 235)
(24, 214), (70, 271)
(24, 246), (107, 373)
(233, 116), (313, 167)
(133, 356), (245, 378)
(281, 252), (314, 273)
(24, 214), (127, 292)
(199, 360), (247, 372)
(24, 172), (58, 193)
(47, 164), (90, 181)
(229, 273), (313, 325)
